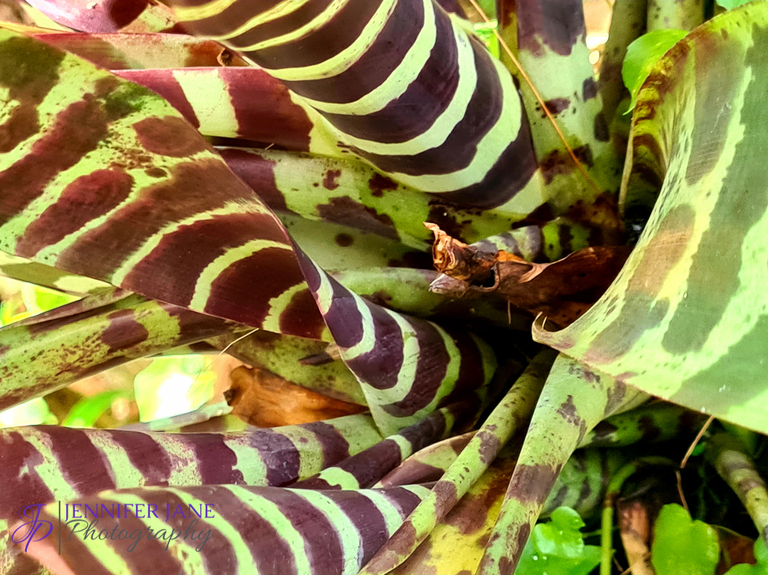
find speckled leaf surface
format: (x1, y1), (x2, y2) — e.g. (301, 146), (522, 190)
(535, 3), (768, 435)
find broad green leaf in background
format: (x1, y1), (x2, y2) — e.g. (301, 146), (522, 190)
(516, 507), (601, 575)
(717, 0), (754, 10)
(622, 29), (687, 113)
(651, 504), (719, 575)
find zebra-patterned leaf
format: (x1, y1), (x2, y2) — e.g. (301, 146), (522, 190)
(14, 484), (431, 575)
(294, 250), (498, 436)
(0, 414), (383, 573)
(0, 292), (233, 411)
(535, 3), (768, 436)
(32, 32), (247, 70)
(476, 354), (648, 574)
(159, 0), (551, 215)
(0, 28), (329, 339)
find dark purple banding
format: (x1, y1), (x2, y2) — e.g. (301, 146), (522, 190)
(140, 489), (237, 574)
(59, 160), (250, 279)
(439, 113), (538, 209)
(0, 431), (54, 517)
(299, 421), (352, 468)
(321, 5), (457, 143)
(104, 430), (172, 486)
(321, 280), (366, 349)
(330, 490), (390, 564)
(205, 247), (307, 329)
(283, 0), (425, 104)
(381, 319), (449, 417)
(16, 169), (134, 258)
(188, 486), (298, 575)
(248, 431), (301, 487)
(186, 433), (243, 485)
(43, 427), (115, 495)
(123, 212), (286, 307)
(344, 304), (404, 391)
(199, 0), (334, 49)
(262, 489), (345, 575)
(238, 1), (385, 70)
(180, 0), (285, 36)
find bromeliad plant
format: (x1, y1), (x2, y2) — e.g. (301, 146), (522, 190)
(1, 0), (768, 573)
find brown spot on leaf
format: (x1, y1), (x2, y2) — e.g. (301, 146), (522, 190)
(317, 196), (399, 240)
(322, 169), (341, 190)
(335, 233), (353, 247)
(543, 97), (570, 116)
(369, 173), (398, 197)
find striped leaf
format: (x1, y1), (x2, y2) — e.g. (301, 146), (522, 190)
(535, 3), (768, 436)
(0, 414), (384, 574)
(0, 28), (327, 339)
(160, 0), (551, 215)
(497, 0), (622, 227)
(295, 252), (498, 435)
(14, 484), (432, 575)
(0, 291), (233, 410)
(475, 354), (648, 574)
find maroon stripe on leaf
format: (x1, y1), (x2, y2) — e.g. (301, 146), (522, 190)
(33, 510), (116, 575)
(441, 330), (487, 405)
(179, 0), (284, 36)
(123, 213), (288, 307)
(295, 247), (322, 292)
(117, 70), (200, 128)
(0, 98), (108, 227)
(104, 430), (172, 486)
(100, 309), (150, 353)
(0, 432), (54, 518)
(204, 247), (306, 328)
(379, 486), (424, 519)
(219, 149), (292, 212)
(0, 36), (65, 153)
(59, 160), (251, 279)
(141, 489), (237, 574)
(315, 280), (366, 349)
(187, 434), (243, 485)
(132, 116), (209, 157)
(265, 489), (346, 575)
(278, 288), (326, 341)
(249, 432), (301, 487)
(398, 409), (448, 451)
(440, 115), (538, 209)
(345, 304), (404, 391)
(332, 490), (391, 564)
(350, 38), (503, 174)
(16, 170), (134, 258)
(300, 421), (352, 468)
(321, 6), (457, 143)
(325, 440), (403, 488)
(238, 0), (385, 69)
(186, 486), (298, 575)
(213, 0), (334, 49)
(381, 320), (450, 417)
(284, 0), (424, 104)
(80, 495), (185, 573)
(223, 68), (312, 151)
(43, 427), (115, 495)
(164, 303), (233, 340)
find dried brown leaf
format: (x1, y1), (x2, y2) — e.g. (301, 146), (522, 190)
(226, 366), (366, 427)
(426, 224), (629, 328)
